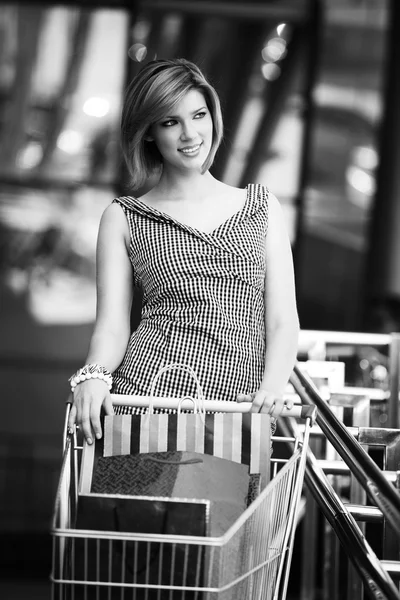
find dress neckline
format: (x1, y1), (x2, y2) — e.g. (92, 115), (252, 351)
(124, 184), (252, 237)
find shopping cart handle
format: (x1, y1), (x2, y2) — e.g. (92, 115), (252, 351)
(110, 394), (317, 422)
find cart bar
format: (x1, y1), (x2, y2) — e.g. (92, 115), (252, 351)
(110, 394), (317, 421)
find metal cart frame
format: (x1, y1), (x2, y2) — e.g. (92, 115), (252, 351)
(51, 397), (316, 600)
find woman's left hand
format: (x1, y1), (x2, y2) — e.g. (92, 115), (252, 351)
(236, 390), (293, 417)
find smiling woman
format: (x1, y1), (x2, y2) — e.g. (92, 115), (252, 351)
(67, 58), (300, 445)
(120, 59), (223, 190)
(146, 90), (213, 170)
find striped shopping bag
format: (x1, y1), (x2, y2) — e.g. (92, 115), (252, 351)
(79, 411), (271, 494)
(79, 364), (272, 494)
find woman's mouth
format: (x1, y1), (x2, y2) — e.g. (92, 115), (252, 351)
(178, 143), (202, 155)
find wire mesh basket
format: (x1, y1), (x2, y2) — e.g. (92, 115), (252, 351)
(51, 396), (316, 600)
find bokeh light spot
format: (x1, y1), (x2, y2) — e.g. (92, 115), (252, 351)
(17, 142), (43, 169)
(346, 165), (376, 196)
(262, 37), (287, 62)
(353, 145), (378, 171)
(57, 130), (84, 154)
(83, 97), (110, 118)
(128, 43), (148, 62)
(277, 23), (286, 36)
(261, 63), (281, 81)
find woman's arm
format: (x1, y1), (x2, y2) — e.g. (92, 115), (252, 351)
(259, 192), (300, 397)
(68, 202), (134, 443)
(238, 192), (300, 414)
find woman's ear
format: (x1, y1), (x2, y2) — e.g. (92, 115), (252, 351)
(144, 128), (154, 142)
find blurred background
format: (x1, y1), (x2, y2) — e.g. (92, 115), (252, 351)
(0, 0), (399, 596)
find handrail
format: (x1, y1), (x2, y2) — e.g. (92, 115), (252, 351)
(279, 417), (399, 600)
(299, 329), (393, 347)
(290, 364), (400, 537)
(305, 449), (399, 599)
(298, 330), (400, 428)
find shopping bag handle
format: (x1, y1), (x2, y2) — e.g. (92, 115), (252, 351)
(149, 363), (206, 415)
(177, 395), (199, 414)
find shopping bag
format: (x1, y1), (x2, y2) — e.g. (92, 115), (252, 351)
(90, 451), (253, 536)
(103, 410), (270, 471)
(69, 494), (209, 600)
(79, 409), (270, 495)
(91, 450), (183, 497)
(75, 493), (210, 536)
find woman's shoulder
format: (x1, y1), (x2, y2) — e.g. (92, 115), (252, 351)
(246, 182), (270, 196)
(112, 195), (139, 211)
(246, 183), (283, 207)
(242, 183), (272, 211)
(99, 201), (131, 237)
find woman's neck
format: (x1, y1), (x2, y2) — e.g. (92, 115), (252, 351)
(155, 168), (220, 202)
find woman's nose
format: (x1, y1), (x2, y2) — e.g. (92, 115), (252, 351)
(180, 121), (196, 140)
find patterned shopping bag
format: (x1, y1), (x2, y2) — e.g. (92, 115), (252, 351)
(89, 451), (257, 536)
(79, 364), (271, 493)
(79, 411), (271, 493)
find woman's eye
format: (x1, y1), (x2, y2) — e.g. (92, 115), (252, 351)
(162, 119), (176, 127)
(194, 111), (206, 119)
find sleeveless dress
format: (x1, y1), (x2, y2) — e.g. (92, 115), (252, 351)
(111, 183), (269, 405)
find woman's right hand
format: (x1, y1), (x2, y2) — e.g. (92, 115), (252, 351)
(67, 379), (114, 444)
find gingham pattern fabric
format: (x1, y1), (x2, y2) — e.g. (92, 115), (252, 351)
(111, 183), (268, 405)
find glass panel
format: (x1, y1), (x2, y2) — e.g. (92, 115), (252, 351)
(0, 5), (128, 183)
(0, 185), (110, 333)
(215, 21), (304, 244)
(0, 5), (129, 538)
(0, 5), (129, 333)
(298, 0), (389, 330)
(305, 5), (387, 248)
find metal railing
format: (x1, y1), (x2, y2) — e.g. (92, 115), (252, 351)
(290, 364), (400, 537)
(279, 417), (399, 600)
(298, 330), (400, 429)
(306, 448), (399, 599)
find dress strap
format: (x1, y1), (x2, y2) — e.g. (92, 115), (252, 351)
(113, 196), (159, 218)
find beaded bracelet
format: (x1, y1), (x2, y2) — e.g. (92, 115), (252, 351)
(69, 363), (113, 393)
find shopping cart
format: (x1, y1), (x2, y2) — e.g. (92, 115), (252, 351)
(51, 395), (316, 600)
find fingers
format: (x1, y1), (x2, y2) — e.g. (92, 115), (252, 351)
(70, 380), (113, 445)
(248, 390), (292, 417)
(103, 393), (114, 415)
(90, 391), (115, 442)
(267, 395), (284, 417)
(250, 390), (275, 414)
(236, 393), (253, 403)
(81, 399), (94, 445)
(90, 403), (102, 443)
(103, 393), (115, 417)
(68, 403), (77, 432)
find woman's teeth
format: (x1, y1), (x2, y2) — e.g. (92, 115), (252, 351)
(180, 144), (201, 154)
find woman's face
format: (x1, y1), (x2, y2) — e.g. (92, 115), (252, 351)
(148, 89), (213, 173)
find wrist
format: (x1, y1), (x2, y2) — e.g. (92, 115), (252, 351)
(69, 363), (113, 393)
(259, 385), (284, 398)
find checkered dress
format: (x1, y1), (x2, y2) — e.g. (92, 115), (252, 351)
(111, 183), (268, 405)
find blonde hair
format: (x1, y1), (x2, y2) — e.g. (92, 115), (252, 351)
(121, 58), (223, 189)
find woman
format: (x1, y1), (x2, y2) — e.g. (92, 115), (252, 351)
(68, 58), (300, 445)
